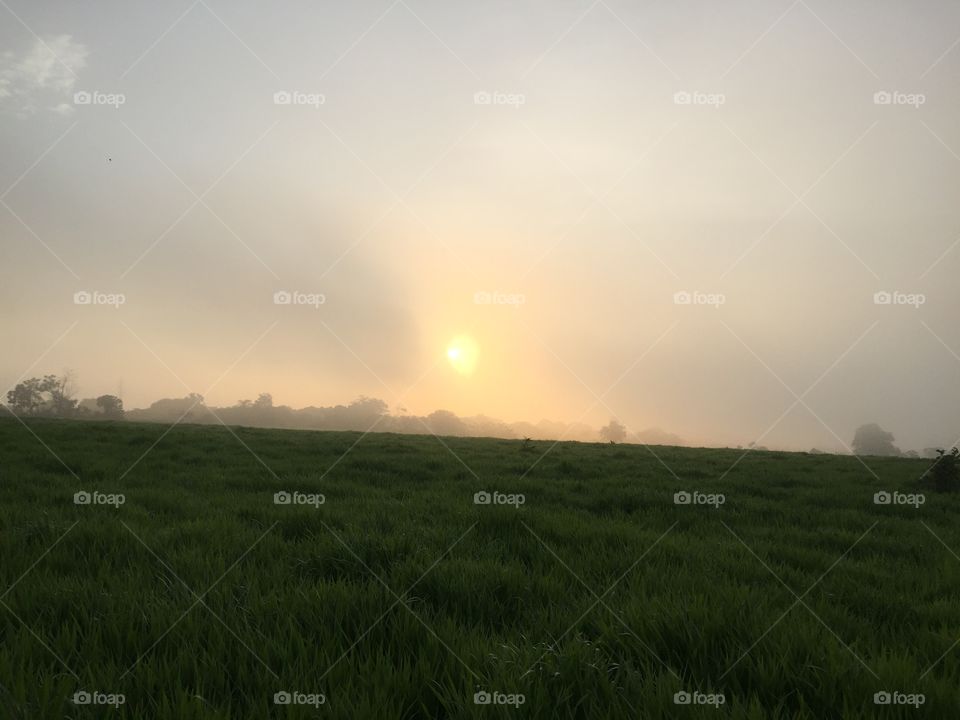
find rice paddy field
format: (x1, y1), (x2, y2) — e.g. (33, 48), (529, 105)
(0, 417), (957, 719)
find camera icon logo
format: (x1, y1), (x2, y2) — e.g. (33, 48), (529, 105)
(73, 91), (92, 105)
(74, 290), (92, 305)
(673, 491), (691, 505)
(673, 691), (692, 704)
(474, 691), (491, 705)
(473, 491), (491, 505)
(473, 91), (492, 105)
(873, 291), (892, 305)
(873, 91), (892, 105)
(273, 290), (292, 305)
(273, 91), (292, 105)
(74, 491), (91, 505)
(873, 691), (891, 705)
(274, 491), (292, 505)
(474, 291), (492, 305)
(673, 291), (692, 305)
(673, 91), (692, 105)
(873, 491), (891, 505)
(274, 691), (292, 704)
(73, 691), (92, 705)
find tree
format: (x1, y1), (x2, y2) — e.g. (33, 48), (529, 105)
(599, 419), (627, 444)
(426, 409), (466, 436)
(852, 423), (899, 456)
(96, 395), (124, 419)
(348, 396), (387, 416)
(254, 393), (273, 409)
(134, 394), (208, 423)
(5, 372), (76, 416)
(6, 377), (46, 414)
(47, 370), (78, 417)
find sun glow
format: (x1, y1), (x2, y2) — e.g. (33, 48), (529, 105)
(446, 335), (478, 376)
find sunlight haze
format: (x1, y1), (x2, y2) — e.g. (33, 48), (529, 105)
(3, 0), (960, 452)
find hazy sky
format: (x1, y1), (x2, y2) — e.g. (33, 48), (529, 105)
(2, 0), (960, 452)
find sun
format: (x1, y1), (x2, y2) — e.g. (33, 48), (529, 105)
(446, 335), (478, 375)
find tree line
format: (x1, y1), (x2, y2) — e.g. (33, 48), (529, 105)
(5, 372), (123, 419)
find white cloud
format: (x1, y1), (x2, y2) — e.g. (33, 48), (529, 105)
(0, 35), (88, 116)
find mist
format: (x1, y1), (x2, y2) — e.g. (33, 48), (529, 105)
(3, 0), (960, 454)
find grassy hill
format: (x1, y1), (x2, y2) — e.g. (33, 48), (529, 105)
(0, 417), (955, 718)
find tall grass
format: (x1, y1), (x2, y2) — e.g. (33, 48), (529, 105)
(0, 418), (955, 718)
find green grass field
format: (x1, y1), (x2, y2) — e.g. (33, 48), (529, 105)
(0, 417), (957, 718)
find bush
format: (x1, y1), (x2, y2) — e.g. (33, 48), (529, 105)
(928, 447), (959, 492)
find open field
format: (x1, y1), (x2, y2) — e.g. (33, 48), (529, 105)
(0, 417), (957, 718)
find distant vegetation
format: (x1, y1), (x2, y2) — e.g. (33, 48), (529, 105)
(3, 372), (664, 444)
(5, 372), (123, 421)
(598, 419), (627, 443)
(852, 423), (900, 457)
(4, 373), (954, 457)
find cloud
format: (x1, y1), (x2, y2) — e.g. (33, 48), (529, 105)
(0, 35), (87, 116)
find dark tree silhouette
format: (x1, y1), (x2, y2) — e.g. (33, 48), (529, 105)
(929, 448), (959, 492)
(852, 423), (899, 456)
(96, 395), (124, 419)
(599, 419), (627, 444)
(5, 372), (76, 416)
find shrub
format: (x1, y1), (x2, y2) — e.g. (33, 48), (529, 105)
(928, 447), (959, 492)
